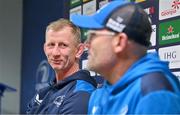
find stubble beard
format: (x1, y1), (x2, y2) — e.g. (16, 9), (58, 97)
(87, 57), (99, 73)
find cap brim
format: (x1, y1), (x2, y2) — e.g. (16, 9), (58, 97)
(70, 14), (104, 29)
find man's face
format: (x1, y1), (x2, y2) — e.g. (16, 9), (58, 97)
(86, 29), (116, 74)
(44, 27), (79, 72)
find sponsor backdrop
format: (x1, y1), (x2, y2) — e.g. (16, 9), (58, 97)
(69, 0), (180, 82)
(21, 0), (180, 113)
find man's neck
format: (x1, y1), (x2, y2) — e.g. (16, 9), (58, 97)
(55, 64), (79, 81)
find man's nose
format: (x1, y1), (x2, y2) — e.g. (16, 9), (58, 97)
(52, 46), (61, 55)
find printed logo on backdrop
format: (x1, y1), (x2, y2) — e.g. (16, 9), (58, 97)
(83, 0), (96, 15)
(150, 25), (156, 46)
(36, 60), (54, 91)
(69, 0), (82, 17)
(159, 0), (180, 20)
(70, 6), (82, 17)
(99, 0), (109, 8)
(159, 19), (180, 45)
(70, 0), (81, 8)
(144, 6), (155, 19)
(139, 0), (158, 23)
(159, 45), (180, 69)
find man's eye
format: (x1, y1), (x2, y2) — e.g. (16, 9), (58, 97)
(60, 43), (68, 48)
(47, 43), (55, 47)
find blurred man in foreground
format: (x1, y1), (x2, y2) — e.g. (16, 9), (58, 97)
(71, 1), (180, 114)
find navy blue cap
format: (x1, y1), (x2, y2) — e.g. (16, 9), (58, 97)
(70, 0), (152, 47)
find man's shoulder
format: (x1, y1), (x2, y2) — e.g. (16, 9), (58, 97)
(141, 72), (175, 96)
(71, 70), (97, 90)
(73, 80), (96, 93)
(136, 90), (180, 114)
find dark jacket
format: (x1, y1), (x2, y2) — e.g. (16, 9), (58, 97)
(27, 70), (97, 114)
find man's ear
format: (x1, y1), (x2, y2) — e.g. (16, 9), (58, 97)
(113, 33), (128, 53)
(75, 43), (84, 59)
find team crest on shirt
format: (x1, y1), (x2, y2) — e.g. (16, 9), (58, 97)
(53, 95), (65, 107)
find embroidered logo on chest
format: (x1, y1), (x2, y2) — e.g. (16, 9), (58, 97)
(53, 95), (65, 107)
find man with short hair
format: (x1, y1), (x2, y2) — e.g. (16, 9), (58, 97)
(26, 18), (97, 114)
(71, 1), (180, 114)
